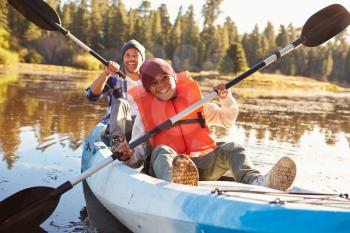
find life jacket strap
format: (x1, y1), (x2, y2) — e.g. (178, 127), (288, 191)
(172, 112), (206, 129)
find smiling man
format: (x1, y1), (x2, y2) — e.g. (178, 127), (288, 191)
(85, 39), (146, 145)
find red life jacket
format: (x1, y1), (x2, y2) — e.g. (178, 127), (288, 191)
(128, 71), (216, 155)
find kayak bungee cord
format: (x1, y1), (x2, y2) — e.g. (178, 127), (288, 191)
(211, 188), (350, 206)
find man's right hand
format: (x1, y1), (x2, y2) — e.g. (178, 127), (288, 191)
(104, 60), (120, 76)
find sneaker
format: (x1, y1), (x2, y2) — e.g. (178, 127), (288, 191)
(252, 156), (296, 191)
(172, 154), (199, 186)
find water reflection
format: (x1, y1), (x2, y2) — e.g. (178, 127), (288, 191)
(0, 73), (104, 168)
(238, 111), (350, 146)
(211, 94), (350, 151)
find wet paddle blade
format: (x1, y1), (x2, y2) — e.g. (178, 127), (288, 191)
(302, 4), (350, 47)
(8, 0), (61, 31)
(0, 187), (60, 230)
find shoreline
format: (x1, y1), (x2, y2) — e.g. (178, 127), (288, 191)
(1, 63), (349, 97)
(0, 63), (99, 77)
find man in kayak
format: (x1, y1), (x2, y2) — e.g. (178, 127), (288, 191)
(116, 58), (296, 191)
(85, 39), (145, 146)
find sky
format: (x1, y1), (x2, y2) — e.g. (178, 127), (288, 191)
(123, 0), (350, 37)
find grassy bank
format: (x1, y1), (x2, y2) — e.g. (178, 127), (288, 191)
(1, 63), (348, 96)
(0, 63), (99, 77)
(191, 71), (349, 97)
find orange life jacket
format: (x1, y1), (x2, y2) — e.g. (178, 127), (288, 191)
(128, 71), (216, 155)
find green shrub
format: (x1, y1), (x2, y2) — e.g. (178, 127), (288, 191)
(72, 54), (102, 70)
(0, 48), (19, 64)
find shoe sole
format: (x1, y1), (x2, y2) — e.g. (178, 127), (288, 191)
(267, 156), (297, 191)
(172, 154), (199, 186)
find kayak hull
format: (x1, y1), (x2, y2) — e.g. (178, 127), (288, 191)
(82, 123), (350, 233)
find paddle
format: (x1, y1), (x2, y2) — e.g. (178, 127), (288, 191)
(1, 3), (349, 230)
(7, 0), (138, 86)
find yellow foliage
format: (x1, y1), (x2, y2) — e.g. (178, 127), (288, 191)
(0, 48), (19, 64)
(72, 54), (103, 70)
(0, 28), (9, 49)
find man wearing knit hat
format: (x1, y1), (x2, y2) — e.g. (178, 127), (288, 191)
(86, 39), (146, 145)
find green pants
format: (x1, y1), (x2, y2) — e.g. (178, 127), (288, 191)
(150, 142), (261, 184)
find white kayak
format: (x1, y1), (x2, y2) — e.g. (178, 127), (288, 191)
(82, 123), (350, 233)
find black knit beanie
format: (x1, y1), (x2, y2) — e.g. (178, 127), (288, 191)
(121, 39), (146, 62)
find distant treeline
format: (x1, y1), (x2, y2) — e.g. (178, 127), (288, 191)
(1, 0), (349, 83)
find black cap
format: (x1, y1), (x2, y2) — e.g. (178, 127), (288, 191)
(121, 39), (146, 62)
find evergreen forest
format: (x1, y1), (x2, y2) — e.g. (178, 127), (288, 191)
(0, 0), (349, 84)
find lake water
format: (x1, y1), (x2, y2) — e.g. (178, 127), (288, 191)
(0, 72), (349, 232)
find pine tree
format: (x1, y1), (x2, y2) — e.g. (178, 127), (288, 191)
(172, 5), (200, 70)
(233, 42), (248, 73)
(319, 49), (333, 81)
(90, 0), (105, 49)
(200, 0), (223, 70)
(240, 33), (250, 64)
(327, 32), (348, 82)
(246, 24), (263, 66)
(263, 21), (276, 56)
(201, 0), (223, 27)
(61, 2), (76, 30)
(138, 1), (151, 19)
(219, 25), (229, 57)
(305, 49), (318, 77)
(220, 42), (248, 74)
(223, 17), (239, 43)
(275, 25), (289, 47)
(181, 5), (200, 46)
(149, 11), (163, 57)
(104, 1), (128, 49)
(128, 10), (145, 45)
(294, 48), (308, 76)
(158, 4), (171, 58)
(72, 0), (90, 45)
(115, 0), (129, 47)
(167, 7), (182, 61)
(137, 1), (153, 50)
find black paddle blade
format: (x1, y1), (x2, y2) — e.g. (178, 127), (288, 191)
(0, 187), (59, 230)
(302, 4), (350, 47)
(8, 0), (61, 31)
